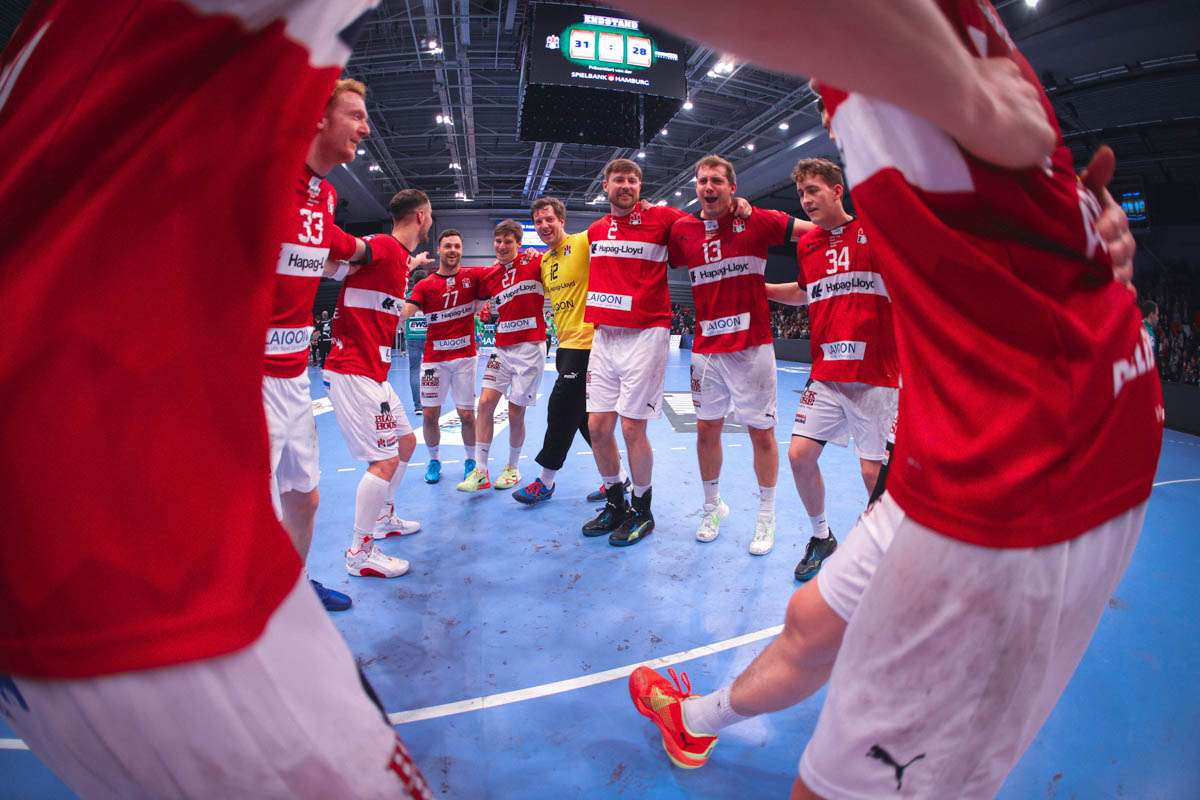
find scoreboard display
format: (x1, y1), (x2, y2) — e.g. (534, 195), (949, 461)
(528, 3), (687, 99)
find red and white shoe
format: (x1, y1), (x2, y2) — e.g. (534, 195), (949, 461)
(346, 543), (410, 578)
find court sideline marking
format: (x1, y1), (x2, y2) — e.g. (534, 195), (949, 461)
(2, 477), (1197, 750)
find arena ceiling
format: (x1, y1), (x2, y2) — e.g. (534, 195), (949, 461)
(2, 0), (1198, 221)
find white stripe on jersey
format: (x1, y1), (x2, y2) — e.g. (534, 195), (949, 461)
(832, 93), (974, 194)
(426, 304), (475, 324)
(276, 242), (328, 277)
(495, 280), (544, 307)
(586, 291), (633, 311)
(689, 255), (767, 287)
(821, 340), (868, 361)
(806, 271), (890, 304)
(497, 317), (537, 334)
(698, 313), (751, 337)
(184, 1), (376, 68)
(433, 335), (471, 351)
(343, 287), (404, 316)
(589, 240), (669, 262)
(265, 326), (314, 355)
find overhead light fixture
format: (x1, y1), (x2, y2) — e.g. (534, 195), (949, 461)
(706, 70), (717, 78)
(636, 151), (645, 159)
(436, 114), (453, 126)
(778, 122), (790, 131)
(427, 39), (438, 50)
(683, 96), (694, 111)
(356, 147), (365, 155)
(655, 200), (667, 206)
(595, 194), (606, 203)
(435, 114), (443, 123)
(674, 190), (682, 196)
(449, 162), (461, 169)
(745, 142), (755, 151)
(660, 127), (668, 136)
(1025, 0), (1038, 6)
(368, 164), (382, 172)
(690, 176), (697, 182)
(714, 58), (734, 74)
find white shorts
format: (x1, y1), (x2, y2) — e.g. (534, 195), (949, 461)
(324, 370), (414, 463)
(791, 379), (897, 461)
(263, 373), (319, 498)
(418, 355), (476, 410)
(2, 574), (432, 799)
(689, 344), (779, 429)
(586, 325), (669, 419)
(800, 494), (1146, 800)
(481, 340), (546, 407)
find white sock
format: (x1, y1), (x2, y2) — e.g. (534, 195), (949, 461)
(464, 444), (475, 462)
(617, 464), (628, 483)
(602, 473), (621, 489)
(539, 468), (557, 488)
(508, 444), (521, 468)
(387, 460), (408, 498)
(702, 478), (720, 507)
(632, 483), (650, 499)
(810, 512), (829, 538)
(681, 685), (751, 735)
(427, 445), (440, 461)
(758, 485), (776, 517)
(477, 440), (491, 472)
(352, 472), (391, 552)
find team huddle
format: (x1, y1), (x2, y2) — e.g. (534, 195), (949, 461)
(2, 1), (1164, 798)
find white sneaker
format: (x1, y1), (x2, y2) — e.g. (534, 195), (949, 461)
(346, 543), (410, 578)
(372, 511), (421, 539)
(749, 514), (775, 555)
(696, 499), (730, 542)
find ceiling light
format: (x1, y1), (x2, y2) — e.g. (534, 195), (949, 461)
(674, 190), (682, 196)
(1025, 0), (1038, 6)
(368, 164), (382, 172)
(660, 127), (668, 136)
(449, 162), (461, 169)
(778, 122), (790, 131)
(435, 114), (443, 123)
(356, 148), (365, 155)
(706, 70), (717, 78)
(595, 194), (606, 202)
(427, 39), (438, 50)
(683, 98), (694, 111)
(636, 151), (645, 159)
(655, 200), (667, 206)
(745, 142), (755, 151)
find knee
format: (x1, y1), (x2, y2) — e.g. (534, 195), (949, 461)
(619, 417), (646, 440)
(458, 410), (475, 427)
(789, 442), (819, 472)
(398, 433), (416, 460)
(285, 488), (320, 519)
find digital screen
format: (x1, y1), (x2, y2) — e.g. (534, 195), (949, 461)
(528, 3), (687, 98)
(1120, 191), (1147, 224)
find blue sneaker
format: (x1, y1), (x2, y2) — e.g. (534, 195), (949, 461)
(463, 459), (477, 479)
(310, 579), (352, 611)
(513, 478), (555, 505)
(424, 459), (441, 483)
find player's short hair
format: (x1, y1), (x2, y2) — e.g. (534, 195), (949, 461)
(494, 219), (524, 242)
(695, 154), (736, 184)
(604, 158), (642, 181)
(389, 189), (429, 221)
(410, 268), (429, 285)
(438, 228), (463, 246)
(791, 157), (843, 191)
(1141, 300), (1158, 319)
(531, 196), (566, 222)
(325, 78), (366, 117)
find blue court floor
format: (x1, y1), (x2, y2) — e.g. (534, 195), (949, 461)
(3, 348), (1198, 798)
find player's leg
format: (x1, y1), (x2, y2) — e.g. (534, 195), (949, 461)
(407, 343), (422, 414)
(422, 404), (443, 483)
(726, 344), (782, 555)
(449, 355), (479, 477)
(279, 488), (319, 560)
(844, 383), (898, 498)
(371, 383), (419, 540)
(518, 347), (580, 503)
(691, 351), (731, 543)
(609, 327), (668, 547)
(460, 387), (501, 492)
(583, 327), (631, 533)
(790, 380), (852, 581)
(495, 342), (541, 490)
(747, 425), (779, 555)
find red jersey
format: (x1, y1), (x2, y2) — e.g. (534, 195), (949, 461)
(668, 208), (794, 353)
(264, 164), (358, 378)
(0, 0), (374, 678)
(324, 234), (410, 383)
(407, 267), (486, 363)
(479, 254), (547, 347)
(817, 0), (1162, 548)
(796, 219), (900, 386)
(585, 205), (687, 329)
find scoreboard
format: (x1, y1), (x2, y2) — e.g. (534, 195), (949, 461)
(528, 3), (687, 99)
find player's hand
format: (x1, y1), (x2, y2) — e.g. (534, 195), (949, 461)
(638, 199), (654, 211)
(732, 196), (753, 219)
(1079, 145), (1136, 293)
(409, 251), (435, 268)
(953, 57), (1056, 170)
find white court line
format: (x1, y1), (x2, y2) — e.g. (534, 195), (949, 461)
(387, 624), (783, 725)
(337, 468), (356, 473)
(3, 476), (1194, 752)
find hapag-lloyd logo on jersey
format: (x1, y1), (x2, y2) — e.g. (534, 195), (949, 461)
(807, 270), (890, 303)
(497, 280), (543, 306)
(691, 256), (766, 287)
(586, 291), (633, 311)
(821, 340), (867, 361)
(265, 326), (314, 354)
(498, 317), (538, 333)
(427, 304), (475, 324)
(590, 241), (667, 260)
(699, 313), (750, 337)
(276, 242), (328, 276)
(433, 335), (471, 351)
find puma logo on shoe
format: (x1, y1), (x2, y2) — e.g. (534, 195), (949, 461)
(866, 745), (925, 790)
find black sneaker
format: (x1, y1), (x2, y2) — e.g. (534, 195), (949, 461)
(794, 531), (837, 582)
(583, 482), (628, 536)
(610, 488), (655, 547)
(586, 477), (630, 503)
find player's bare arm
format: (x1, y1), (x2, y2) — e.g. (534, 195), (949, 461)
(766, 282), (808, 306)
(605, 0), (1055, 169)
(322, 259), (363, 279)
(401, 301), (420, 319)
(408, 251), (435, 270)
(733, 196), (753, 219)
(789, 218), (817, 241)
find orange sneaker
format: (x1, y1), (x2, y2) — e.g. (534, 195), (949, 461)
(628, 666), (718, 768)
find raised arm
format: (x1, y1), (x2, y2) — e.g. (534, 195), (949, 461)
(605, 0), (1054, 169)
(766, 282), (808, 306)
